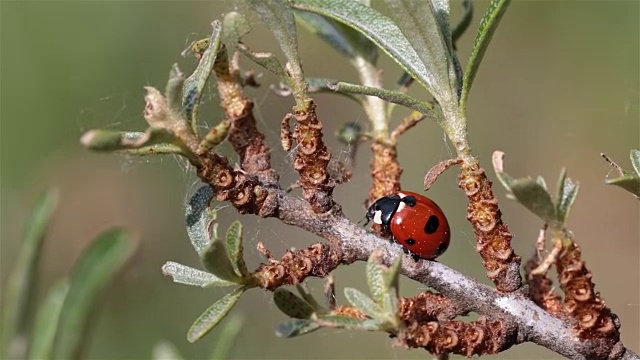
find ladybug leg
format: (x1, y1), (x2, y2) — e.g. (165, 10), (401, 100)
(402, 247), (409, 254)
(410, 252), (421, 262)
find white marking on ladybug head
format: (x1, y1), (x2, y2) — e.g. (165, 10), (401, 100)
(373, 210), (383, 224)
(398, 192), (407, 198)
(396, 200), (406, 213)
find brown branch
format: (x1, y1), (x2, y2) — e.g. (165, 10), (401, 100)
(458, 160), (522, 293)
(369, 141), (402, 204)
(524, 249), (563, 318)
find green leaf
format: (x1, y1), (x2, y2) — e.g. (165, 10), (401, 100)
(343, 288), (380, 319)
(295, 284), (325, 313)
(27, 280), (70, 360)
(183, 20), (223, 131)
(383, 0), (459, 103)
(275, 319), (320, 338)
(247, 0), (307, 103)
(329, 81), (435, 116)
(187, 287), (245, 343)
(222, 12), (252, 49)
(236, 45), (287, 79)
(161, 261), (236, 288)
(555, 168), (580, 224)
(185, 186), (217, 256)
(152, 342), (183, 360)
(460, 0), (511, 110)
(210, 315), (243, 360)
(52, 229), (135, 359)
(510, 178), (557, 225)
(606, 175), (640, 198)
(226, 221), (249, 278)
(294, 10), (378, 63)
(379, 255), (401, 315)
(201, 236), (243, 284)
(452, 0), (473, 44)
(365, 252), (385, 305)
(291, 0), (441, 101)
(274, 288), (316, 319)
(166, 64), (186, 113)
(2, 189), (58, 358)
(314, 315), (380, 331)
(630, 149), (640, 176)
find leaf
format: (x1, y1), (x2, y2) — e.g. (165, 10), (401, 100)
(452, 0), (473, 44)
(510, 178), (557, 225)
(379, 255), (401, 315)
(201, 236), (243, 284)
(291, 0), (440, 101)
(27, 280), (70, 360)
(275, 319), (320, 338)
(606, 175), (640, 198)
(365, 251), (385, 305)
(183, 21), (223, 130)
(631, 149), (640, 176)
(52, 229), (135, 360)
(295, 284), (325, 313)
(383, 0), (459, 103)
(555, 168), (580, 224)
(314, 315), (380, 331)
(165, 64), (186, 113)
(210, 315), (243, 360)
(187, 287), (245, 343)
(185, 185), (217, 256)
(152, 342), (183, 360)
(274, 288), (315, 319)
(2, 189), (58, 358)
(343, 288), (381, 319)
(236, 45), (286, 79)
(222, 11), (252, 49)
(161, 261), (236, 288)
(247, 0), (307, 101)
(294, 10), (378, 63)
(225, 221), (249, 278)
(460, 0), (512, 110)
(329, 81), (434, 115)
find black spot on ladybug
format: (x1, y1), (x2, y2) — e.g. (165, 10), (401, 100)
(436, 241), (448, 256)
(402, 195), (417, 207)
(405, 238), (416, 246)
(424, 215), (439, 234)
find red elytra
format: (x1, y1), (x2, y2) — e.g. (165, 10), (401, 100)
(365, 191), (450, 261)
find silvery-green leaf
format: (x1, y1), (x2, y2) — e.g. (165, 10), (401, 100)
(187, 287), (245, 343)
(226, 221), (249, 278)
(274, 288), (315, 319)
(452, 0), (473, 44)
(161, 261), (236, 288)
(460, 0), (511, 110)
(631, 149), (640, 176)
(314, 315), (380, 331)
(510, 178), (557, 225)
(185, 186), (217, 256)
(222, 12), (251, 49)
(606, 175), (640, 198)
(344, 288), (381, 319)
(365, 252), (385, 305)
(275, 319), (320, 338)
(556, 173), (579, 225)
(201, 236), (243, 284)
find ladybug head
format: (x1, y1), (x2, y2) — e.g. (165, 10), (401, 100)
(365, 195), (402, 228)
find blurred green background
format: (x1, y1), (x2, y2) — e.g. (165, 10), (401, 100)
(1, 1), (638, 359)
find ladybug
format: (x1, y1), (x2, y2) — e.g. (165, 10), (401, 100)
(365, 191), (450, 261)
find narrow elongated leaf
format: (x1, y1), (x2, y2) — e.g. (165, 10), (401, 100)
(379, 255), (401, 315)
(460, 0), (511, 110)
(52, 229), (135, 359)
(2, 189), (58, 358)
(556, 169), (579, 224)
(314, 315), (380, 331)
(152, 342), (183, 360)
(161, 261), (236, 288)
(222, 12), (251, 49)
(606, 176), (640, 198)
(237, 45), (287, 79)
(344, 288), (380, 319)
(225, 221), (249, 277)
(187, 287), (245, 343)
(81, 128), (183, 153)
(295, 10), (378, 63)
(452, 0), (473, 44)
(201, 237), (243, 284)
(365, 252), (385, 305)
(295, 284), (325, 313)
(210, 316), (243, 360)
(27, 280), (70, 360)
(630, 149), (640, 176)
(329, 81), (434, 115)
(275, 319), (320, 338)
(510, 178), (557, 225)
(383, 0), (458, 103)
(185, 185), (217, 255)
(274, 288), (315, 319)
(291, 0), (438, 99)
(183, 21), (223, 130)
